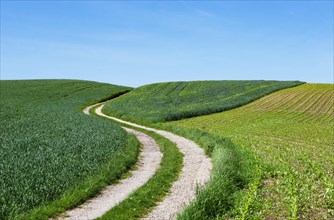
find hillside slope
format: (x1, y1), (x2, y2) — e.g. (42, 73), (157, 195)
(103, 80), (303, 123)
(171, 84), (334, 219)
(0, 80), (137, 219)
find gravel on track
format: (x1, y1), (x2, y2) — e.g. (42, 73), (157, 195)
(57, 107), (162, 220)
(58, 101), (212, 220)
(96, 105), (212, 220)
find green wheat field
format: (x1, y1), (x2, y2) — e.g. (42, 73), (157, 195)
(1, 79), (333, 220)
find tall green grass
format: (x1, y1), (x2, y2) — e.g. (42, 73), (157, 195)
(0, 80), (137, 219)
(158, 125), (265, 220)
(103, 80), (303, 123)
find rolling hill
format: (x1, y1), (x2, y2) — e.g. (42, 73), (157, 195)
(102, 80), (303, 123)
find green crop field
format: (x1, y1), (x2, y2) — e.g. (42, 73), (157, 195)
(0, 80), (139, 219)
(170, 84), (334, 219)
(2, 79), (332, 220)
(103, 80), (303, 123)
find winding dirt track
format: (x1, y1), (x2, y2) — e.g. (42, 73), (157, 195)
(60, 102), (212, 219)
(95, 104), (212, 220)
(59, 107), (163, 220)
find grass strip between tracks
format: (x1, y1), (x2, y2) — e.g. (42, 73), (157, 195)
(90, 105), (183, 220)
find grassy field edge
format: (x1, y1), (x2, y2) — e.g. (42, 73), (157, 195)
(80, 89), (131, 111)
(161, 125), (266, 219)
(17, 135), (140, 220)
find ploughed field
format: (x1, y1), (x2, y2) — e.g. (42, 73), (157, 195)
(0, 80), (138, 219)
(170, 84), (334, 219)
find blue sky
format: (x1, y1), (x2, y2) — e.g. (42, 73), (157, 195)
(1, 1), (333, 87)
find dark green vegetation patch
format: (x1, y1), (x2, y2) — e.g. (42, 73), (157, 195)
(103, 80), (303, 123)
(0, 80), (136, 219)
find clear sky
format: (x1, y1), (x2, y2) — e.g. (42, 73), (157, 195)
(1, 1), (333, 87)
